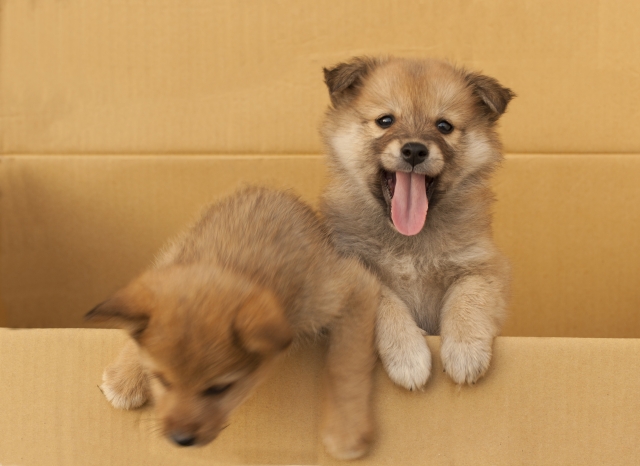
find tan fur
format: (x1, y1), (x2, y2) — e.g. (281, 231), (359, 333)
(86, 187), (380, 460)
(320, 57), (513, 389)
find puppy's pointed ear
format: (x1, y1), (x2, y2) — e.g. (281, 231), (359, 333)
(85, 289), (150, 341)
(234, 289), (292, 355)
(466, 72), (515, 121)
(323, 56), (380, 107)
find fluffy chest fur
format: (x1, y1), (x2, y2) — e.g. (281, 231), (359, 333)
(378, 250), (445, 334)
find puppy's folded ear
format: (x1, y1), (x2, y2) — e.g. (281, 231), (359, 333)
(324, 56), (380, 107)
(234, 288), (292, 355)
(85, 289), (150, 341)
(465, 72), (515, 121)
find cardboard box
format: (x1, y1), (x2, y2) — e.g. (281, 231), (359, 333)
(2, 0), (640, 464)
(1, 154), (640, 466)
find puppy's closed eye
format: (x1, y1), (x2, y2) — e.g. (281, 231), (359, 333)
(202, 384), (232, 396)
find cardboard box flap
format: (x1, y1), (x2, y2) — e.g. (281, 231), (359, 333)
(3, 0), (640, 154)
(1, 329), (640, 465)
(0, 155), (327, 329)
(2, 154), (639, 337)
(0, 329), (322, 466)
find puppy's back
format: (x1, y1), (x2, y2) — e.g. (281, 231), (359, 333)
(156, 187), (339, 318)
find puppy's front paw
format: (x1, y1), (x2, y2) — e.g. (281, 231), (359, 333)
(440, 338), (492, 385)
(378, 328), (431, 391)
(100, 363), (149, 410)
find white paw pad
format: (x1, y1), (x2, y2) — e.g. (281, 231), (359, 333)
(378, 331), (431, 391)
(440, 338), (492, 385)
(100, 370), (148, 410)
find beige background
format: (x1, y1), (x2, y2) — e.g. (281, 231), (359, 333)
(2, 0), (640, 154)
(1, 1), (639, 335)
(2, 3), (640, 465)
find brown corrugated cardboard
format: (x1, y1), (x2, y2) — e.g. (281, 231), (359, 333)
(0, 329), (321, 466)
(2, 329), (640, 465)
(493, 154), (640, 337)
(3, 0), (640, 155)
(3, 1), (640, 464)
(0, 155), (326, 328)
(2, 154), (639, 337)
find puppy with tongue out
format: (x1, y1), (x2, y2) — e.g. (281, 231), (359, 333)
(321, 56), (514, 390)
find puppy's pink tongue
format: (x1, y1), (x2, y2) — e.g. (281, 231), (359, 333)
(391, 172), (428, 236)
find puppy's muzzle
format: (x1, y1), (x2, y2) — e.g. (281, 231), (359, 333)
(401, 142), (429, 167)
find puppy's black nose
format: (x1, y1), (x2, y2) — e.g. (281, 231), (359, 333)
(171, 432), (197, 447)
(401, 142), (429, 167)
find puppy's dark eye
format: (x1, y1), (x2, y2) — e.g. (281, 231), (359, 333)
(375, 115), (395, 129)
(436, 120), (454, 134)
(203, 384), (232, 396)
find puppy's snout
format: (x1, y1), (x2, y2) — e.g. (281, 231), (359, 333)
(401, 142), (428, 167)
(170, 431), (197, 447)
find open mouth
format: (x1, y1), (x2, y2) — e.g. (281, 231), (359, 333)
(382, 170), (435, 236)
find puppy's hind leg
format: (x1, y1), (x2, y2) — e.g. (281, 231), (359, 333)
(321, 262), (379, 460)
(377, 285), (432, 390)
(101, 339), (150, 410)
